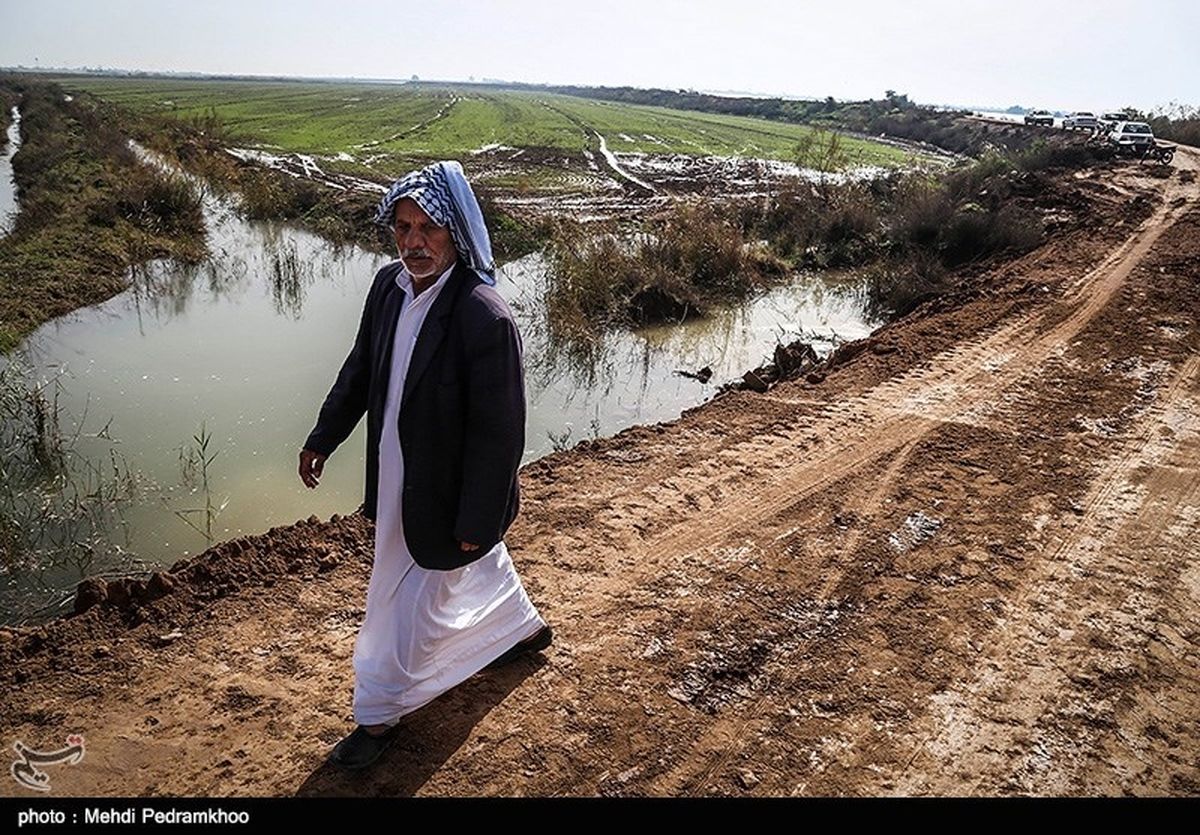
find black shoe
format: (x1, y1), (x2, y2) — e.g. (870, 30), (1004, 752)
(485, 624), (553, 670)
(327, 724), (400, 770)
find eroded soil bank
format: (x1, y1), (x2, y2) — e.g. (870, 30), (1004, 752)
(1, 154), (1197, 797)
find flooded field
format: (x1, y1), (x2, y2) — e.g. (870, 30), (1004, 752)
(53, 76), (926, 208)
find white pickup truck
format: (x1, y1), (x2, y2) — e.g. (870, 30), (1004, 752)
(1062, 112), (1100, 131)
(1107, 121), (1157, 152)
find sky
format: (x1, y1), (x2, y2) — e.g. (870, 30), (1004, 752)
(1, 0), (1196, 112)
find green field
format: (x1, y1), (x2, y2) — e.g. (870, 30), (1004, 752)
(55, 76), (914, 176)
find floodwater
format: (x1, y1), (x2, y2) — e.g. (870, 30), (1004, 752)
(0, 106), (21, 235)
(3, 152), (881, 623)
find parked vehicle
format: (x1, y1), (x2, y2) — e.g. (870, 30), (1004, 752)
(1024, 110), (1055, 126)
(1108, 121), (1157, 152)
(1099, 111), (1131, 132)
(1063, 112), (1100, 131)
(1101, 121), (1174, 163)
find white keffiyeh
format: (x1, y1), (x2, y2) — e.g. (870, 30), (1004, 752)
(375, 160), (497, 285)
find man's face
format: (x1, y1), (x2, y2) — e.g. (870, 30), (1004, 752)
(393, 197), (457, 282)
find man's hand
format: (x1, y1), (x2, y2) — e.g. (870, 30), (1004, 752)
(459, 541), (480, 552)
(298, 449), (328, 489)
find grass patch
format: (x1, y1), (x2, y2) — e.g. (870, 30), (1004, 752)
(73, 87), (549, 262)
(52, 75), (918, 169)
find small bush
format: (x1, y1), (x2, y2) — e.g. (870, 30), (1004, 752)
(1014, 141), (1111, 172)
(862, 252), (948, 320)
(889, 176), (953, 251)
(641, 201), (750, 292)
(109, 166), (204, 236)
(544, 220), (646, 332)
(237, 169), (322, 221)
(544, 199), (774, 335)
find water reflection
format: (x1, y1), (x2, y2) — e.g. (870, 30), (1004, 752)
(5, 152), (882, 624)
(511, 252), (876, 449)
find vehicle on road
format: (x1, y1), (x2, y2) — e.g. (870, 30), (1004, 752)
(1063, 112), (1100, 131)
(1108, 121), (1156, 150)
(1107, 121), (1169, 161)
(1100, 111), (1132, 132)
(1024, 110), (1055, 126)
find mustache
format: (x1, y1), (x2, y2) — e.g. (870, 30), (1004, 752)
(402, 248), (432, 259)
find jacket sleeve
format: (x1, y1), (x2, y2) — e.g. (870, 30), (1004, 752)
(302, 273), (379, 457)
(453, 312), (526, 547)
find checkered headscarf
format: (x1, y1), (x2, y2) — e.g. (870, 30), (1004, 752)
(374, 161), (496, 285)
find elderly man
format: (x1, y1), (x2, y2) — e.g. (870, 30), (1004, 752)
(298, 161), (551, 770)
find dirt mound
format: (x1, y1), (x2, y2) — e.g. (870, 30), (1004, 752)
(0, 513), (375, 687)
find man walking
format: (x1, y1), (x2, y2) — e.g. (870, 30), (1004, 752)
(298, 161), (551, 770)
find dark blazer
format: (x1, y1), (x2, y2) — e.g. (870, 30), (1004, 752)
(303, 258), (526, 571)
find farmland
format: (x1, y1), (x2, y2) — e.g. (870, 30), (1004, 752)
(53, 76), (915, 182)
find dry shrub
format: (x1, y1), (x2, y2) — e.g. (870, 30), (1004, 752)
(889, 175), (953, 251)
(237, 169), (321, 220)
(744, 176), (881, 267)
(544, 219), (646, 333)
(641, 200), (753, 293)
(862, 251), (948, 321)
(110, 166), (203, 236)
(544, 199), (772, 335)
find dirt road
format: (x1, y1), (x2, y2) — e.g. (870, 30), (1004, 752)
(2, 152), (1198, 797)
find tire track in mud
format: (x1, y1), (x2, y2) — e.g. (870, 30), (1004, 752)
(537, 101), (656, 194)
(624, 153), (1198, 573)
(647, 437), (923, 796)
(630, 154), (1200, 795)
(356, 94), (460, 151)
(893, 355), (1200, 795)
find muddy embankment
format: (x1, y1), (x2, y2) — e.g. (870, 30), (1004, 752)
(0, 78), (207, 353)
(1, 150), (1195, 796)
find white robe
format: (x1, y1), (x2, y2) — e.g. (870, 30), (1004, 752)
(351, 263), (547, 728)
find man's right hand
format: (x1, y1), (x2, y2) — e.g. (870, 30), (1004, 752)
(298, 449), (328, 489)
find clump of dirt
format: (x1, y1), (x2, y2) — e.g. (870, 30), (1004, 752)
(0, 512), (375, 686)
